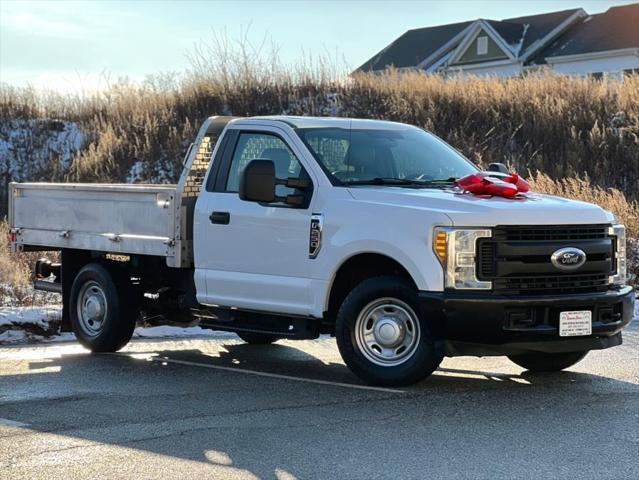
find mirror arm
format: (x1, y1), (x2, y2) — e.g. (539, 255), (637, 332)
(284, 194), (304, 206)
(275, 177), (311, 189)
(267, 194), (304, 206)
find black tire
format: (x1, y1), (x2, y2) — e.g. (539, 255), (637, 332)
(508, 351), (588, 372)
(69, 263), (138, 352)
(335, 276), (443, 387)
(236, 332), (280, 345)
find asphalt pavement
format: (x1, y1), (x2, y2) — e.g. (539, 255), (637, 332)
(1, 322), (637, 480)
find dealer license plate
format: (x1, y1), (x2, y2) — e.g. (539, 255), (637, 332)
(559, 311), (592, 337)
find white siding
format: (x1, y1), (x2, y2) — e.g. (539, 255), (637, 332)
(549, 54), (639, 76)
(450, 62), (523, 78)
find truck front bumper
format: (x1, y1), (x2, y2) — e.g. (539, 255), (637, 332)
(418, 286), (635, 357)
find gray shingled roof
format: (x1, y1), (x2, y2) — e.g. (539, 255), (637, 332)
(356, 21), (472, 71)
(503, 8), (582, 52)
(540, 4), (639, 58)
(356, 8), (583, 72)
(485, 20), (525, 47)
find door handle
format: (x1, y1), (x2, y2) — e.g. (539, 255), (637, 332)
(209, 211), (230, 225)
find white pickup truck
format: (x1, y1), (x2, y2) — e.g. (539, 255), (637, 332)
(8, 116), (634, 386)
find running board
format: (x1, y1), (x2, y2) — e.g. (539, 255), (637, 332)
(195, 307), (320, 340)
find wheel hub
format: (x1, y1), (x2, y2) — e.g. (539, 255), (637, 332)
(374, 317), (404, 347)
(354, 298), (421, 367)
(85, 296), (103, 320)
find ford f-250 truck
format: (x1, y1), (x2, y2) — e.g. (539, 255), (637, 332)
(8, 116), (634, 386)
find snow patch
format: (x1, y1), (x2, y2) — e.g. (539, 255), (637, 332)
(127, 161), (144, 183)
(0, 119), (84, 182)
(282, 92), (342, 117)
(0, 306), (61, 330)
(0, 330), (28, 344)
(0, 305), (236, 345)
(125, 156), (180, 184)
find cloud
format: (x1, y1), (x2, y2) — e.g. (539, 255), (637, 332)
(0, 1), (124, 39)
(0, 10), (89, 38)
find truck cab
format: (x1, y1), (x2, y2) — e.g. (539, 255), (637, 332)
(9, 116), (635, 386)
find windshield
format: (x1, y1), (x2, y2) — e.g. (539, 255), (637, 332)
(296, 126), (478, 186)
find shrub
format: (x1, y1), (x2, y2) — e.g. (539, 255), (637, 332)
(0, 220), (59, 306)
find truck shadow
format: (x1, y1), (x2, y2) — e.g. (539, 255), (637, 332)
(1, 340), (637, 479)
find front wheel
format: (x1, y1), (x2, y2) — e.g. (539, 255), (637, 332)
(335, 276), (443, 387)
(508, 351), (588, 372)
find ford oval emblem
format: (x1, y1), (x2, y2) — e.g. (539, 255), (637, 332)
(551, 247), (587, 271)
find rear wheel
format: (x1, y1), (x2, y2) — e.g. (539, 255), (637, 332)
(508, 351), (588, 372)
(335, 276), (443, 387)
(69, 263), (138, 352)
(236, 332), (280, 344)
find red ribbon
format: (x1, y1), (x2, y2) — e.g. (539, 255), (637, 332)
(455, 172), (530, 198)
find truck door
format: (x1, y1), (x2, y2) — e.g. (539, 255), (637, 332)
(194, 126), (318, 316)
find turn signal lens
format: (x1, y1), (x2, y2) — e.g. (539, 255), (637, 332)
(434, 230), (448, 265)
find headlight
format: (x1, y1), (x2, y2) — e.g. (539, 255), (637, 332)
(433, 227), (492, 290)
(609, 224), (627, 285)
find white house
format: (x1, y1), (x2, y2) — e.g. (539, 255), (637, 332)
(356, 4), (639, 78)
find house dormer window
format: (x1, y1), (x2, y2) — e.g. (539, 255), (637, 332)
(477, 36), (488, 55)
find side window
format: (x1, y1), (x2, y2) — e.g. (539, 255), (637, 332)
(225, 132), (308, 199)
(303, 133), (350, 174)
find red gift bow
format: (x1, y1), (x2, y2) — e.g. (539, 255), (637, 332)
(455, 172), (530, 198)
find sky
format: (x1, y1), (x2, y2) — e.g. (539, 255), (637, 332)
(0, 0), (635, 92)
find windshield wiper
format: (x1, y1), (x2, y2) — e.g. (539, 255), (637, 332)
(343, 177), (419, 186)
(417, 177), (458, 185)
(343, 177), (457, 188)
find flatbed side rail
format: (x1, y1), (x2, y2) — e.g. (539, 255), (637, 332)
(9, 182), (178, 259)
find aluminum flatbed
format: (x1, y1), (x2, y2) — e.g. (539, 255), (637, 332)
(9, 182), (178, 259)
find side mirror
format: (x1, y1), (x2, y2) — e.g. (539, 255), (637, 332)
(239, 160), (277, 203)
(240, 159), (312, 206)
(487, 162), (510, 174)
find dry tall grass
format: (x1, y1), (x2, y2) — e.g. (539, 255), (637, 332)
(529, 172), (639, 238)
(530, 172), (639, 283)
(1, 71), (638, 215)
(0, 220), (60, 306)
